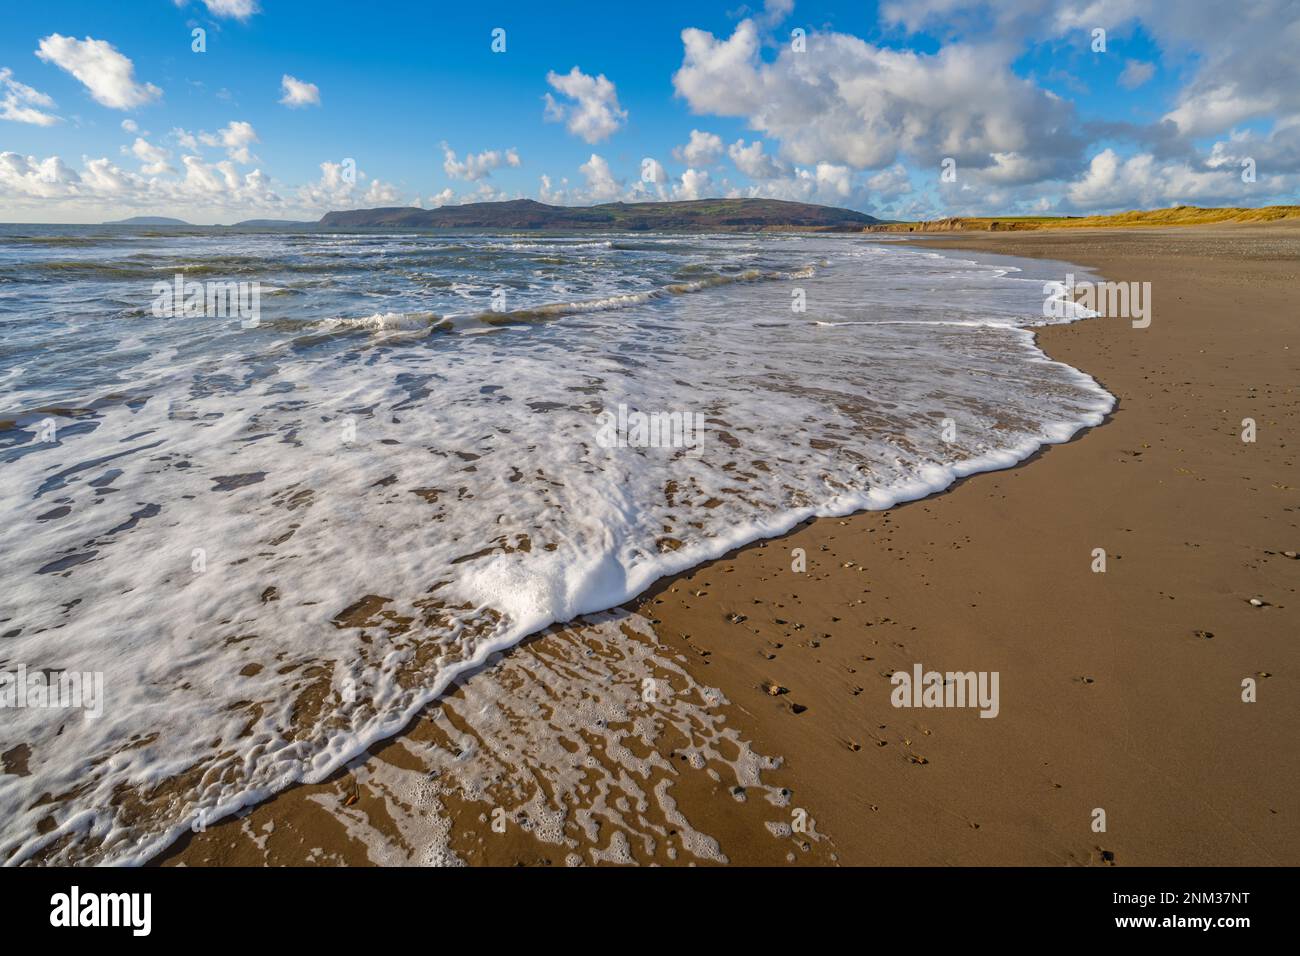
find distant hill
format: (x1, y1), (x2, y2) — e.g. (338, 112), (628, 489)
(866, 205), (1300, 233)
(105, 216), (191, 226)
(231, 219), (317, 227)
(318, 198), (879, 231)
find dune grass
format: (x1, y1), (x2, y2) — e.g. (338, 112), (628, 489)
(869, 205), (1300, 232)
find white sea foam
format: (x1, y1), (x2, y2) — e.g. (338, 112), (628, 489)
(0, 232), (1113, 865)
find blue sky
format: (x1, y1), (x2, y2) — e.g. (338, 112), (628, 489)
(2, 0), (1297, 222)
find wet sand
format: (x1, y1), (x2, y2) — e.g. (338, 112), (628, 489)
(159, 223), (1299, 866)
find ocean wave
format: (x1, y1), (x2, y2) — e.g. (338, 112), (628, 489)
(306, 264), (817, 335)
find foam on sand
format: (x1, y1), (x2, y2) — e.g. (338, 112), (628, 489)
(0, 232), (1112, 865)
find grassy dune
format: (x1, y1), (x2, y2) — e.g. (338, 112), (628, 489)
(867, 205), (1300, 232)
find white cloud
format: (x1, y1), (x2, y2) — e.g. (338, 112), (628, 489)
(121, 118), (138, 133)
(673, 21), (1082, 183)
(171, 127), (199, 151)
(294, 160), (404, 210)
(0, 144), (425, 221)
(538, 174), (575, 204)
(757, 0), (795, 28)
(279, 75), (320, 108)
(729, 162), (859, 205)
(200, 121), (258, 163)
(728, 138), (784, 179)
(1064, 147), (1286, 210)
(35, 34), (161, 110)
(0, 152), (81, 199)
(363, 178), (400, 205)
(673, 168), (714, 200)
(880, 1), (1300, 142)
(0, 68), (61, 126)
(206, 0), (259, 18)
(673, 129), (724, 166)
(806, 162), (854, 197)
(130, 137), (172, 175)
(464, 182), (511, 203)
(0, 149), (284, 215)
(181, 0), (260, 19)
(1205, 122), (1300, 175)
(296, 160), (359, 208)
(1163, 85), (1275, 138)
(543, 67), (627, 143)
(578, 153), (622, 200)
(866, 163), (912, 196)
(442, 143), (521, 181)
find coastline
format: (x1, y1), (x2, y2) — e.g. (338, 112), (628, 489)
(157, 223), (1299, 866)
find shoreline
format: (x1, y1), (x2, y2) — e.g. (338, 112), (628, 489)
(155, 222), (1298, 866)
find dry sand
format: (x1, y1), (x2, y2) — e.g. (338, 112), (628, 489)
(159, 224), (1299, 867)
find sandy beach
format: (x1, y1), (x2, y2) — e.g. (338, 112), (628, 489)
(157, 223), (1299, 867)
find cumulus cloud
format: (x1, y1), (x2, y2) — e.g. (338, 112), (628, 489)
(171, 127), (199, 151)
(121, 118), (138, 133)
(1064, 147), (1284, 210)
(363, 178), (400, 205)
(0, 143), (419, 221)
(1124, 1), (1300, 138)
(0, 68), (61, 126)
(0, 152), (81, 200)
(671, 3), (1300, 211)
(881, 0), (1300, 142)
(543, 67), (627, 143)
(673, 168), (715, 200)
(203, 0), (258, 17)
(279, 75), (320, 108)
(728, 162), (860, 206)
(130, 137), (172, 175)
(0, 149), (283, 215)
(756, 0), (795, 28)
(728, 138), (784, 179)
(295, 160), (357, 208)
(442, 143), (521, 181)
(538, 175), (565, 204)
(1205, 122), (1300, 175)
(178, 0), (260, 19)
(200, 121), (258, 163)
(673, 129), (724, 166)
(35, 34), (161, 110)
(673, 20), (1083, 183)
(578, 153), (622, 200)
(866, 164), (913, 196)
(294, 159), (404, 211)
